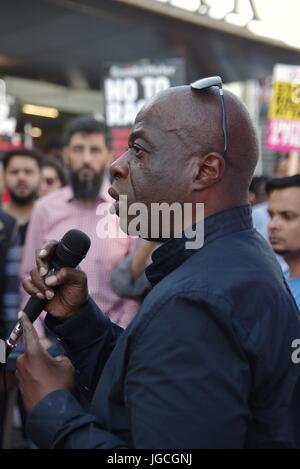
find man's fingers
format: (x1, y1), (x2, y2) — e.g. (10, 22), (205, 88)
(25, 268), (55, 301)
(20, 313), (42, 354)
(22, 276), (45, 299)
(54, 355), (65, 362)
(29, 268), (46, 292)
(53, 356), (75, 383)
(45, 267), (87, 288)
(54, 355), (72, 365)
(35, 240), (58, 276)
(30, 268), (54, 300)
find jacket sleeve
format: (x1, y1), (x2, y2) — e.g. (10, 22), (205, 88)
(27, 291), (251, 449)
(0, 232), (22, 369)
(26, 389), (127, 449)
(125, 292), (251, 448)
(110, 253), (151, 300)
(44, 297), (123, 396)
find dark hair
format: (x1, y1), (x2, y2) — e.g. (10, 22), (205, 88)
(249, 176), (269, 196)
(63, 116), (111, 149)
(44, 138), (63, 153)
(266, 175), (300, 194)
(41, 158), (68, 187)
(2, 147), (44, 170)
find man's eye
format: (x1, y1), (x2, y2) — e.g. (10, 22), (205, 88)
(132, 143), (146, 159)
(283, 213), (296, 221)
(72, 146), (83, 153)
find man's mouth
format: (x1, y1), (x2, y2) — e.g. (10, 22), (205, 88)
(16, 184), (29, 192)
(108, 187), (119, 201)
(108, 187), (120, 215)
(114, 200), (120, 216)
(109, 200), (120, 216)
(269, 236), (283, 245)
(79, 167), (94, 177)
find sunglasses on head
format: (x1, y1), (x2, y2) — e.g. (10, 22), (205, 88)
(190, 76), (228, 157)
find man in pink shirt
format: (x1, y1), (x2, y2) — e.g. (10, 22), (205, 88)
(21, 117), (141, 337)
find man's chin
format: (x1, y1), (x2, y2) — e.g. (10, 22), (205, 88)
(10, 191), (37, 205)
(273, 248), (290, 256)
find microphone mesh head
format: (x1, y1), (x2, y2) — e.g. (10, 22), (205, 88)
(61, 229), (91, 258)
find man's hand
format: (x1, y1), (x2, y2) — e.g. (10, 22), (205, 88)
(16, 314), (75, 413)
(22, 240), (89, 321)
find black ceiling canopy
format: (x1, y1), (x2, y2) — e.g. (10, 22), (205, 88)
(0, 0), (299, 89)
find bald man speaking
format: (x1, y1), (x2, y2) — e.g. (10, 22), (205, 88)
(17, 78), (300, 448)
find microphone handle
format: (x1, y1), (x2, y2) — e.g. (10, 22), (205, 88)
(24, 296), (49, 322)
(6, 296), (49, 359)
(4, 229), (91, 361)
(5, 264), (59, 358)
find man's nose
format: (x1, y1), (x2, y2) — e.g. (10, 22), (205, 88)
(17, 172), (26, 182)
(268, 217), (280, 232)
(82, 149), (93, 165)
(110, 153), (129, 180)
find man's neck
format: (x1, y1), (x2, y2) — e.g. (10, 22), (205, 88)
(285, 254), (300, 279)
(200, 189), (249, 220)
(4, 201), (34, 225)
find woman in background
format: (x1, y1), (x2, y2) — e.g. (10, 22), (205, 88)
(39, 158), (67, 197)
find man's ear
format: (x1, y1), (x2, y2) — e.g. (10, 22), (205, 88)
(192, 152), (225, 190)
(248, 192), (256, 205)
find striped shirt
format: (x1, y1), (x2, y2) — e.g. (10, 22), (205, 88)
(0, 219), (22, 368)
(21, 177), (141, 336)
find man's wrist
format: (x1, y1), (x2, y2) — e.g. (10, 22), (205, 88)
(53, 296), (90, 324)
(44, 297), (110, 354)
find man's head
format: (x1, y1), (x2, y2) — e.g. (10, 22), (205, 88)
(109, 82), (259, 237)
(63, 116), (111, 201)
(267, 175), (300, 260)
(274, 155), (289, 178)
(249, 176), (269, 206)
(2, 148), (43, 205)
(44, 138), (63, 161)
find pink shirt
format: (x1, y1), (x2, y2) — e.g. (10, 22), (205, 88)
(21, 177), (141, 335)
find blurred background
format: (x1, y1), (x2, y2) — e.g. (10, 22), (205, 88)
(0, 0), (300, 174)
(1, 0), (300, 449)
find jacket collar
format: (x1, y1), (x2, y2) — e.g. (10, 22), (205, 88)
(146, 205), (253, 285)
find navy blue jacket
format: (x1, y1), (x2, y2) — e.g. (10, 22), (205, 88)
(27, 205), (300, 448)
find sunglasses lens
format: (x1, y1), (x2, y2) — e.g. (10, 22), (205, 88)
(191, 76), (222, 90)
(45, 178), (55, 185)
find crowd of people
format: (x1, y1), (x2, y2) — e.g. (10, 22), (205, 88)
(0, 116), (153, 448)
(250, 171), (300, 309)
(0, 85), (300, 448)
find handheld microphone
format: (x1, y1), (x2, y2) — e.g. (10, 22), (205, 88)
(5, 229), (91, 358)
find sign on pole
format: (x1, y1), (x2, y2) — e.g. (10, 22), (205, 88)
(0, 79), (17, 137)
(266, 64), (300, 153)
